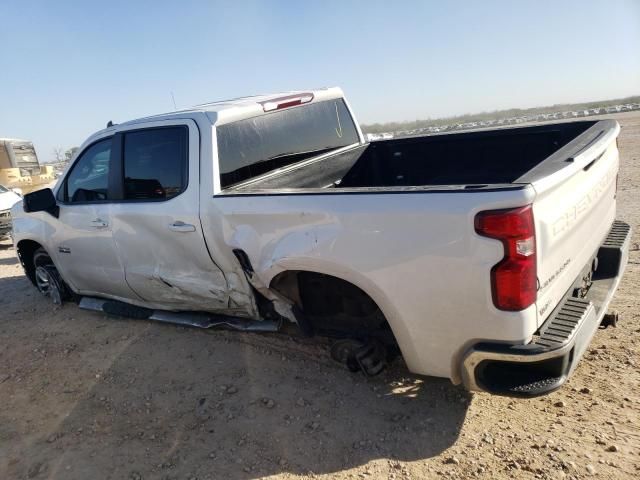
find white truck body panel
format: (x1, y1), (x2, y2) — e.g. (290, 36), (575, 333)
(206, 187), (538, 378)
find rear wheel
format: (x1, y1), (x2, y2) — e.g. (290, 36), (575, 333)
(32, 248), (68, 305)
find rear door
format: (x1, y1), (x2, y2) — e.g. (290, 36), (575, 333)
(531, 123), (619, 325)
(109, 120), (230, 311)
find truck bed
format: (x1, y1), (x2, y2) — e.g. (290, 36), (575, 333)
(211, 115), (621, 382)
(227, 120), (609, 192)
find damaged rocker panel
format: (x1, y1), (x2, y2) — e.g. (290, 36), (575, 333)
(78, 297), (281, 332)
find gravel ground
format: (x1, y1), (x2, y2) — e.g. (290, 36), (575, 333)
(0, 112), (639, 480)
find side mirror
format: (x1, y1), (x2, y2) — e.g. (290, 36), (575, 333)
(23, 188), (59, 217)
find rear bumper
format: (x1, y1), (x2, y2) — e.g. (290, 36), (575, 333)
(461, 220), (631, 397)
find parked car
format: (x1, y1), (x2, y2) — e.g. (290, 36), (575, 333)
(0, 184), (21, 238)
(11, 87), (630, 396)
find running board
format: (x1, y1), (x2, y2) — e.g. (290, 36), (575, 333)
(78, 297), (281, 332)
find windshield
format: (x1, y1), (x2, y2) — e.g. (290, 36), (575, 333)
(217, 98), (359, 188)
(0, 184), (8, 193)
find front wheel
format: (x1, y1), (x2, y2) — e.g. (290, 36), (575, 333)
(32, 248), (69, 305)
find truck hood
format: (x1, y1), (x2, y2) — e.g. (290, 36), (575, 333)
(0, 190), (21, 211)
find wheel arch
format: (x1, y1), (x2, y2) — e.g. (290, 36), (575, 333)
(16, 239), (44, 285)
(264, 259), (418, 362)
(265, 260), (390, 313)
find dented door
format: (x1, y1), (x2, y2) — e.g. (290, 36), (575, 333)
(110, 119), (230, 311)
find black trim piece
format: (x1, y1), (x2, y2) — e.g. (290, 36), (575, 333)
(516, 120), (617, 184)
(232, 249), (254, 274)
(215, 184), (527, 197)
(583, 151), (605, 172)
(227, 143), (366, 192)
(109, 133), (124, 200)
(567, 130), (605, 161)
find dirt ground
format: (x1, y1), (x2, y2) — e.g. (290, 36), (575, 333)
(1, 113), (639, 480)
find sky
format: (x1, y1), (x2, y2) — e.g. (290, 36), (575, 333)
(1, 0), (639, 162)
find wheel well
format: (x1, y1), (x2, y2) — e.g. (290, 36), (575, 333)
(16, 240), (43, 285)
(270, 270), (395, 342)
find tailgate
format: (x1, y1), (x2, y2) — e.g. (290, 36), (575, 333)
(530, 121), (620, 326)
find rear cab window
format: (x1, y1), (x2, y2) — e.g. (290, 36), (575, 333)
(217, 99), (359, 188)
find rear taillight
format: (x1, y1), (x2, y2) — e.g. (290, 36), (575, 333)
(475, 205), (537, 311)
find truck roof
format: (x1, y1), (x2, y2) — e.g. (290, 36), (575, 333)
(81, 87), (347, 149)
(113, 86), (345, 129)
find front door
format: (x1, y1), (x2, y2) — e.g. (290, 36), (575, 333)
(109, 120), (230, 311)
(52, 137), (138, 299)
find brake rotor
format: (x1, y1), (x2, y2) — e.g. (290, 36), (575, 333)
(330, 339), (364, 372)
(35, 265), (64, 305)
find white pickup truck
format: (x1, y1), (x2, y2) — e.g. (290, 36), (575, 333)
(11, 87), (630, 396)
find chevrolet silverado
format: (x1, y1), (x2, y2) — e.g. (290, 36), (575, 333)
(11, 87), (630, 396)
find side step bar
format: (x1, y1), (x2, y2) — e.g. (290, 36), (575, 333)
(593, 220), (631, 279)
(535, 298), (590, 348)
(78, 297), (281, 332)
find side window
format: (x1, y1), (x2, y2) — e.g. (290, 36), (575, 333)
(61, 138), (111, 203)
(123, 127), (188, 200)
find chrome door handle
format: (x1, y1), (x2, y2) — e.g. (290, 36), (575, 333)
(90, 218), (108, 228)
(169, 221), (196, 233)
